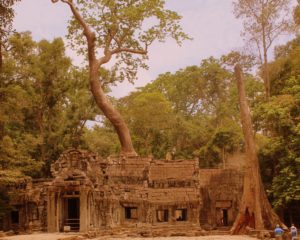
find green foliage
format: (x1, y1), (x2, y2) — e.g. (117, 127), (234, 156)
(269, 166), (300, 208)
(0, 32), (99, 177)
(0, 170), (30, 219)
(114, 57), (255, 162)
(0, 136), (43, 177)
(0, 169), (30, 186)
(83, 126), (120, 157)
(257, 92), (300, 208)
(198, 123), (243, 167)
(255, 36), (300, 210)
(255, 95), (298, 136)
(66, 0), (190, 82)
(221, 51), (256, 72)
(118, 91), (175, 158)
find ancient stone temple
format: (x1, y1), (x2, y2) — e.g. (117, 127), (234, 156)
(1, 149), (244, 235)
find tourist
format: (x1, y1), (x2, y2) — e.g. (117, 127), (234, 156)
(274, 224), (284, 240)
(290, 224), (298, 240)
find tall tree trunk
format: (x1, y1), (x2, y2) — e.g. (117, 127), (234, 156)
(63, 1), (137, 156)
(222, 146), (226, 169)
(0, 42), (3, 71)
(0, 41), (4, 140)
(263, 50), (270, 101)
(262, 22), (270, 101)
(231, 65), (282, 234)
(37, 110), (47, 174)
(89, 61), (136, 156)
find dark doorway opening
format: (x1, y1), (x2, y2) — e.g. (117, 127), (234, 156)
(222, 209), (228, 226)
(68, 198), (79, 219)
(11, 210), (19, 224)
(64, 198), (80, 231)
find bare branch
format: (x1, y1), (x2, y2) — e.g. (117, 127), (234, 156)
(53, 0), (98, 66)
(111, 48), (147, 55)
(52, 0), (94, 41)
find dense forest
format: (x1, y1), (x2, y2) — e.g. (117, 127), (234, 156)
(0, 0), (299, 227)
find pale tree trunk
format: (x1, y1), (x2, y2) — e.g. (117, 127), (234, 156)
(262, 22), (270, 101)
(57, 0), (137, 156)
(263, 50), (270, 101)
(0, 42), (3, 71)
(0, 41), (4, 140)
(37, 109), (47, 174)
(231, 65), (282, 234)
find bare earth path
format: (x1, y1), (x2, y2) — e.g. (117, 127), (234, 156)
(1, 233), (260, 240)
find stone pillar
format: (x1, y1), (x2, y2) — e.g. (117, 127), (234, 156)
(57, 192), (62, 231)
(47, 191), (57, 232)
(80, 189), (88, 232)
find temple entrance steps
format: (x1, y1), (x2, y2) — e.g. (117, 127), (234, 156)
(64, 219), (80, 232)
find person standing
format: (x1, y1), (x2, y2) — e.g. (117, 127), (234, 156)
(274, 224), (284, 240)
(291, 224), (298, 240)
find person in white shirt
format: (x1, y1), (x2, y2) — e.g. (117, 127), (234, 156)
(290, 224), (298, 240)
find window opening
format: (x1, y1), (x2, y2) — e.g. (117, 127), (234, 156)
(157, 209), (168, 222)
(175, 209), (187, 221)
(125, 207), (138, 219)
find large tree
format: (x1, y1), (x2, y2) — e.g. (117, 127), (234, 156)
(233, 0), (293, 100)
(231, 64), (282, 234)
(0, 32), (98, 176)
(51, 0), (189, 156)
(256, 36), (300, 224)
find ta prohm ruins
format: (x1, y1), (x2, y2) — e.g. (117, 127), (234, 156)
(1, 149), (244, 236)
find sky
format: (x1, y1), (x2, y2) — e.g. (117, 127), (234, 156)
(13, 1), (246, 98)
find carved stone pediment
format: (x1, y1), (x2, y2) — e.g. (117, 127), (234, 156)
(50, 149), (103, 186)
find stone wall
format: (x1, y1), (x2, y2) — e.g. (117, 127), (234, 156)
(1, 149), (244, 234)
(198, 169), (244, 229)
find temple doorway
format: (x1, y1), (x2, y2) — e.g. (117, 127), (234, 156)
(222, 209), (228, 226)
(63, 198), (80, 231)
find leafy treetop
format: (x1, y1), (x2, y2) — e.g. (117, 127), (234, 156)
(53, 0), (190, 83)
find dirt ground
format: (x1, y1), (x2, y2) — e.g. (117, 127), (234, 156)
(0, 233), (260, 240)
(103, 236), (259, 240)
